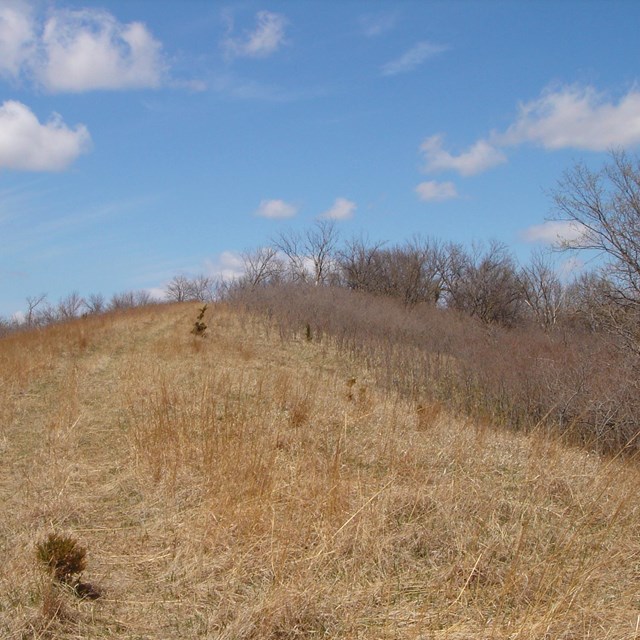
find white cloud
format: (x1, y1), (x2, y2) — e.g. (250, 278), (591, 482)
(0, 3), (165, 92)
(415, 180), (458, 202)
(319, 197), (356, 220)
(421, 134), (507, 176)
(204, 251), (245, 280)
(496, 85), (640, 151)
(0, 100), (91, 171)
(224, 11), (287, 59)
(420, 83), (640, 179)
(381, 41), (448, 76)
(39, 9), (164, 92)
(255, 199), (298, 219)
(521, 220), (587, 245)
(0, 0), (35, 80)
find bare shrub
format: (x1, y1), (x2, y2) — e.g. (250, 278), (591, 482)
(230, 282), (639, 455)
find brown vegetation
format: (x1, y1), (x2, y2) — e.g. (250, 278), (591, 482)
(1, 303), (639, 638)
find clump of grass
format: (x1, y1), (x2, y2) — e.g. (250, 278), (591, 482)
(191, 304), (208, 337)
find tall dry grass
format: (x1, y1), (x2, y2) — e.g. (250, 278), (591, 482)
(0, 303), (639, 638)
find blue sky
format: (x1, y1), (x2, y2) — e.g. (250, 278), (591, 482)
(2, 0), (640, 316)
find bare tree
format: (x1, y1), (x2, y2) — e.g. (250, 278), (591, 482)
(165, 275), (194, 303)
(241, 247), (285, 289)
(552, 150), (640, 307)
(338, 236), (385, 292)
(272, 229), (309, 283)
(377, 238), (443, 307)
(441, 241), (523, 325)
(84, 293), (106, 315)
(25, 293), (47, 327)
(190, 274), (218, 301)
(57, 291), (85, 320)
(305, 220), (339, 285)
(519, 250), (565, 329)
(552, 150), (640, 352)
(273, 220), (340, 286)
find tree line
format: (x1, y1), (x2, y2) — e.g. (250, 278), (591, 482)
(5, 151), (640, 357)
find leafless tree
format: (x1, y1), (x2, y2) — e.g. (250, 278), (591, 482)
(305, 220), (340, 285)
(109, 290), (152, 310)
(165, 275), (194, 302)
(273, 220), (340, 285)
(552, 150), (640, 352)
(338, 236), (385, 292)
(272, 229), (309, 283)
(519, 250), (565, 329)
(57, 291), (85, 320)
(25, 293), (47, 327)
(441, 241), (523, 325)
(552, 150), (640, 308)
(84, 293), (106, 315)
(241, 247), (285, 289)
(377, 238), (443, 307)
(190, 274), (219, 301)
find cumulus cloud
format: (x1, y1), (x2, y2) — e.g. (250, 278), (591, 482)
(421, 134), (507, 176)
(39, 9), (164, 92)
(381, 41), (448, 76)
(319, 197), (356, 220)
(496, 85), (640, 150)
(415, 180), (458, 202)
(0, 2), (165, 92)
(223, 10), (287, 59)
(0, 100), (91, 171)
(420, 84), (640, 178)
(255, 199), (298, 219)
(520, 220), (587, 246)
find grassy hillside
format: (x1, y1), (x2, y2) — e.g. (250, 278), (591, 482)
(0, 303), (638, 639)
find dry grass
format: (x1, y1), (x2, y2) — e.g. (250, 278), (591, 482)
(1, 303), (639, 639)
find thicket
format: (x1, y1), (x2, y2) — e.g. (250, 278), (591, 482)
(229, 283), (638, 455)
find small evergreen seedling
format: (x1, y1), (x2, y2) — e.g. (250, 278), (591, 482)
(192, 304), (208, 337)
(36, 533), (101, 600)
(37, 533), (86, 584)
(305, 323), (312, 342)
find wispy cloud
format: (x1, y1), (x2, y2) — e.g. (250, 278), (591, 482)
(0, 100), (91, 171)
(381, 41), (448, 76)
(520, 220), (587, 245)
(0, 2), (166, 92)
(359, 12), (397, 38)
(223, 10), (287, 59)
(319, 197), (356, 220)
(495, 84), (640, 151)
(255, 199), (298, 219)
(211, 72), (327, 103)
(415, 180), (458, 202)
(420, 135), (506, 176)
(0, 0), (35, 80)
